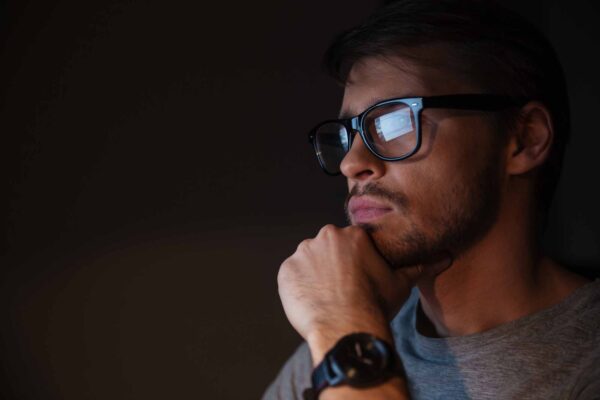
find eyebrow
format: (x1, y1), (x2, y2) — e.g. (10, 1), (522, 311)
(337, 94), (414, 119)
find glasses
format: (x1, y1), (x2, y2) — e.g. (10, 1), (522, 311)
(308, 94), (528, 175)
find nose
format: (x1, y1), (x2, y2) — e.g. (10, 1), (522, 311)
(340, 131), (385, 181)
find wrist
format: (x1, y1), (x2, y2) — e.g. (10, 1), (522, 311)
(306, 316), (393, 366)
(318, 377), (410, 400)
(309, 332), (403, 399)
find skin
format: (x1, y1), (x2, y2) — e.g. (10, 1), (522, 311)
(277, 55), (591, 399)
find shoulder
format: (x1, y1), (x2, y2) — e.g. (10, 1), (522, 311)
(562, 278), (600, 334)
(262, 342), (313, 400)
(568, 350), (600, 400)
(536, 277), (600, 399)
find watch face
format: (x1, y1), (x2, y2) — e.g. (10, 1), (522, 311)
(330, 333), (392, 386)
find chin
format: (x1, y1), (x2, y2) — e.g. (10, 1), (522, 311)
(362, 221), (444, 269)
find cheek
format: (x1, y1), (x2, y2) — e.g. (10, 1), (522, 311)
(423, 117), (496, 185)
(409, 163), (464, 217)
(401, 136), (486, 225)
(382, 118), (501, 227)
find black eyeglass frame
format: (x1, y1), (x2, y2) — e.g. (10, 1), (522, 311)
(308, 94), (530, 175)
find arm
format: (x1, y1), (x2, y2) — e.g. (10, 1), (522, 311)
(319, 378), (410, 399)
(277, 224), (450, 399)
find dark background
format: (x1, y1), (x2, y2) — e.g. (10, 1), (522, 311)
(1, 0), (599, 398)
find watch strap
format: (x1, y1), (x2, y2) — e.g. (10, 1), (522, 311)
(311, 353), (345, 397)
(309, 333), (397, 398)
(311, 356), (331, 395)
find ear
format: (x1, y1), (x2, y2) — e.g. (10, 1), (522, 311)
(506, 101), (554, 176)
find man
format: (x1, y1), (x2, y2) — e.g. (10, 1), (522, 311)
(264, 1), (600, 399)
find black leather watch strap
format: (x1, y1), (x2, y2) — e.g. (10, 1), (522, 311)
(311, 353), (342, 396)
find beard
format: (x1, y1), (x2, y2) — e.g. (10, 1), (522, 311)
(344, 157), (502, 270)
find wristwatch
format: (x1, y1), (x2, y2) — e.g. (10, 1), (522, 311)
(308, 332), (399, 398)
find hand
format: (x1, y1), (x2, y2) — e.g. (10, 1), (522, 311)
(277, 224), (450, 361)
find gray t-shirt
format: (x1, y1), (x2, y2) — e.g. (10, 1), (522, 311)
(263, 278), (600, 399)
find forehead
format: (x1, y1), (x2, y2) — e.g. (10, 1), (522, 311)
(340, 55), (480, 118)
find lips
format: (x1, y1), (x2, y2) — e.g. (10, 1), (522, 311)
(348, 196), (393, 224)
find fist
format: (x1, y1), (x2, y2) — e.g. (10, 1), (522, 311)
(277, 225), (433, 349)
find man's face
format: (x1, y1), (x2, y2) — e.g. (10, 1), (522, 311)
(341, 56), (506, 269)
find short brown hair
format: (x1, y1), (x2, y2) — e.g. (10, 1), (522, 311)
(324, 0), (570, 221)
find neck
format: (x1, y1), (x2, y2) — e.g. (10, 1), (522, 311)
(415, 189), (590, 338)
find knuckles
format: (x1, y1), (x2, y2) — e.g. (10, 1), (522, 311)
(278, 224), (371, 288)
(296, 238), (311, 252)
(317, 224), (339, 237)
(346, 224), (368, 238)
(277, 256), (296, 287)
(312, 224), (370, 251)
(317, 224), (366, 239)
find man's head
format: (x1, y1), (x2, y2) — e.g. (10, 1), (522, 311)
(314, 0), (568, 268)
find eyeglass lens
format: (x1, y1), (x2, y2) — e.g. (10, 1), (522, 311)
(314, 102), (418, 174)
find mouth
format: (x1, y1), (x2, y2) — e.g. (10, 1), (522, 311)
(347, 196), (393, 224)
